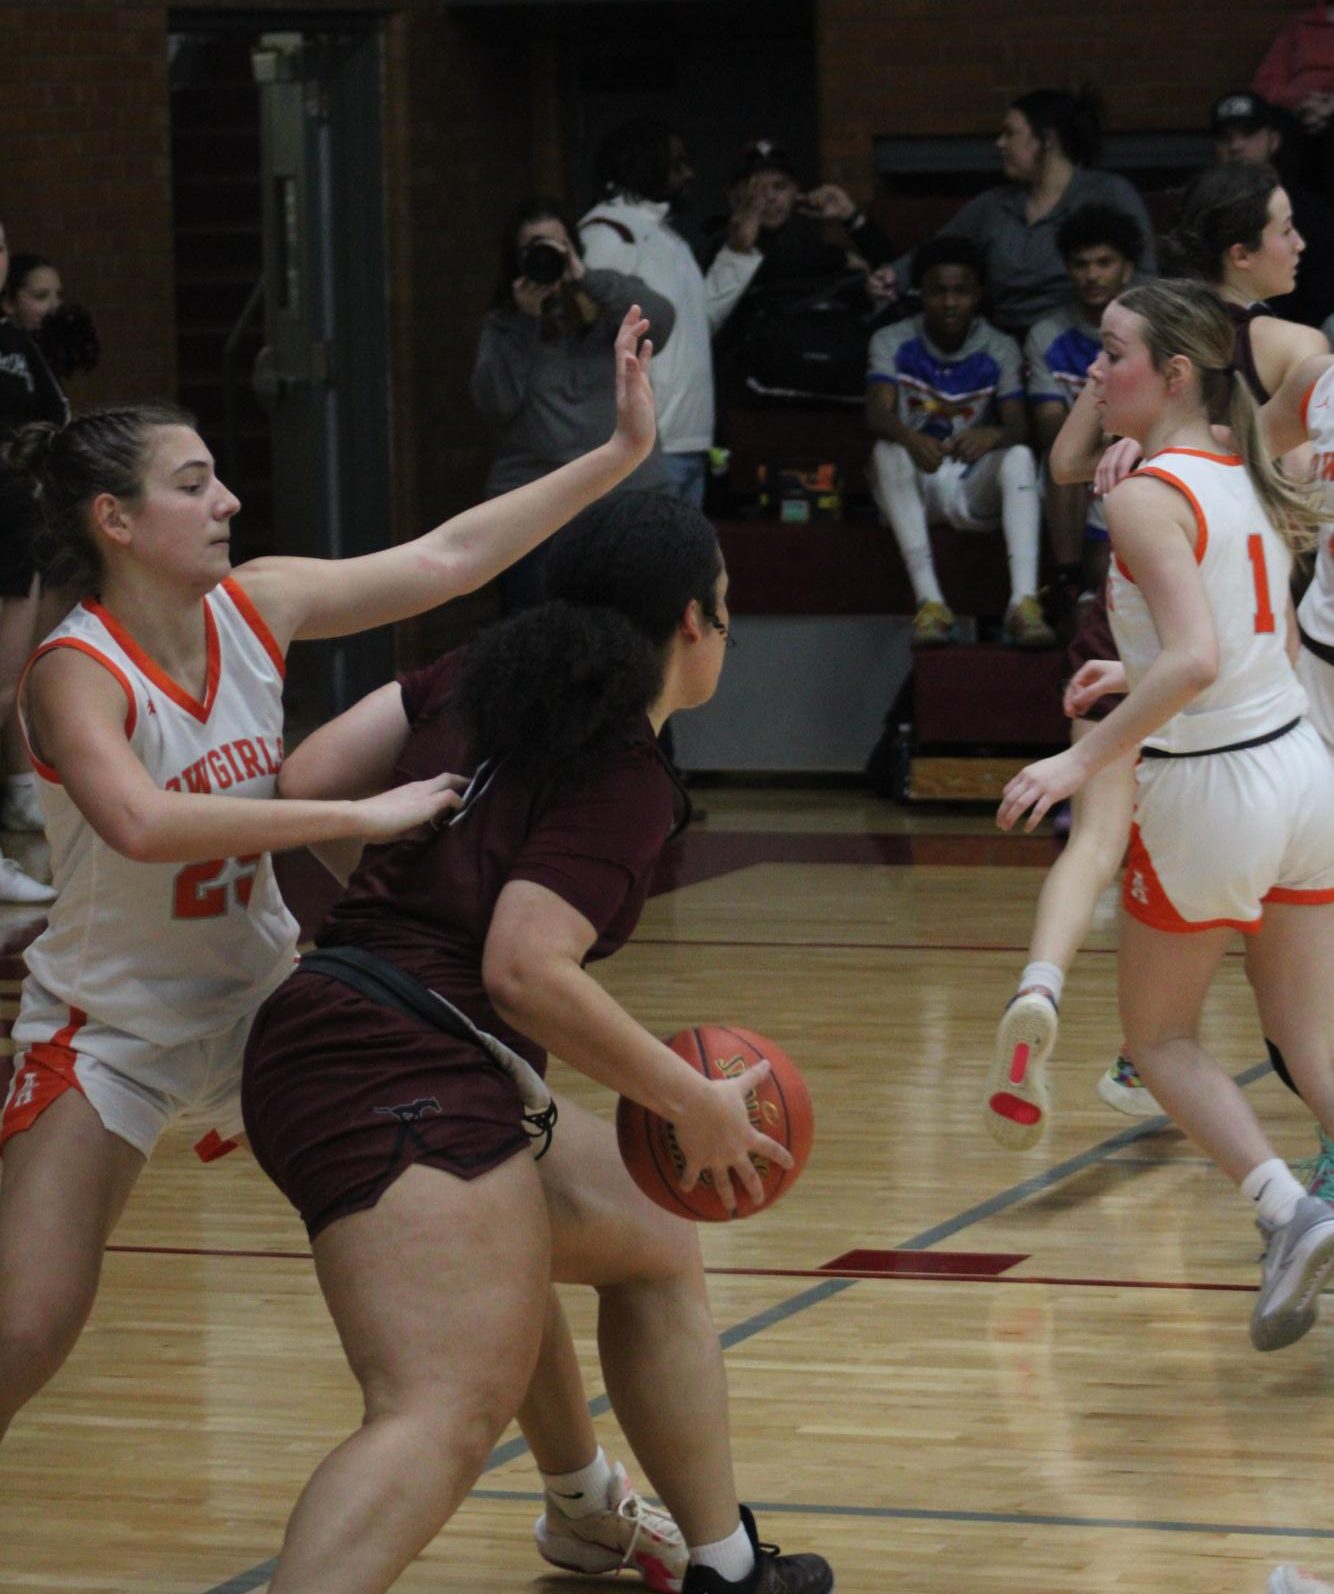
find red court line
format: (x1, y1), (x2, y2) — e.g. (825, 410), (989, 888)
(102, 1243), (1257, 1294)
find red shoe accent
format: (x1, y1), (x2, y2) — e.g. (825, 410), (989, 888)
(1008, 1043), (1030, 1085)
(989, 1092), (1043, 1127)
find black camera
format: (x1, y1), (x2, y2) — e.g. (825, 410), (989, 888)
(518, 238), (568, 285)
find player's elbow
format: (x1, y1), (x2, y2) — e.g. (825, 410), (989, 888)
(1181, 639), (1219, 693)
(482, 938), (552, 1029)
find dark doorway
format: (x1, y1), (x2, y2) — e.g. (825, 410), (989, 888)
(168, 15), (392, 719)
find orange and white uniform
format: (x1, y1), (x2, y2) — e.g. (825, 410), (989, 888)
(0, 579), (298, 1159)
(1298, 366), (1334, 748)
(1109, 447), (1334, 933)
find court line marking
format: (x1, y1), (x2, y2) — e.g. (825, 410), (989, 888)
(462, 1488), (1334, 1541)
(195, 1064), (1274, 1594)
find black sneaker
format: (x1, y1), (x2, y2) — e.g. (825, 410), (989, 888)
(682, 1506), (833, 1594)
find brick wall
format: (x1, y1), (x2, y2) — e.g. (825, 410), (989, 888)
(816, 0), (1305, 190)
(0, 2), (175, 406)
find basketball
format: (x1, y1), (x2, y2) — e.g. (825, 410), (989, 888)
(616, 1024), (814, 1221)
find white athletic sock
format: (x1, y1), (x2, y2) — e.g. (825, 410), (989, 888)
(870, 442), (944, 606)
(541, 1446), (613, 1518)
(690, 1521), (756, 1583)
(5, 773), (34, 793)
(998, 446), (1041, 601)
(1241, 1158), (1306, 1227)
(1018, 961), (1064, 1006)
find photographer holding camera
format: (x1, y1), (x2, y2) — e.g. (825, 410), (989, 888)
(471, 198), (675, 610)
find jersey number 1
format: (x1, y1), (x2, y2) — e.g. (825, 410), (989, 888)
(173, 855), (260, 920)
(1247, 534), (1275, 634)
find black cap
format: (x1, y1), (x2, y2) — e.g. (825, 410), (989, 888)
(1212, 91), (1276, 134)
(730, 139), (798, 186)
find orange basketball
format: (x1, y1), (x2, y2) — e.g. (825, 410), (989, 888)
(616, 1024), (814, 1221)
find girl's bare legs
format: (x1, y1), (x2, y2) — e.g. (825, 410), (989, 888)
(986, 726), (1138, 1147)
(1120, 913), (1334, 1350)
(1243, 903), (1334, 1135)
(0, 1090), (146, 1438)
(266, 1156), (550, 1594)
(538, 1094), (740, 1550)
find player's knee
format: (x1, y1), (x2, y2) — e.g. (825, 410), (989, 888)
(0, 1288), (89, 1409)
(999, 444), (1037, 489)
(870, 439), (915, 489)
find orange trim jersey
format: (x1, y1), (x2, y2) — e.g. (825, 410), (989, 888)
(18, 578), (299, 1046)
(1108, 449), (1307, 753)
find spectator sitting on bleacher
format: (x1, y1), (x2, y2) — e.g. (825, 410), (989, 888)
(1212, 90), (1334, 328)
(866, 236), (1055, 651)
(703, 140), (899, 404)
(1252, 4), (1334, 193)
(579, 119), (761, 507)
(901, 88), (1157, 338)
(1025, 203), (1144, 618)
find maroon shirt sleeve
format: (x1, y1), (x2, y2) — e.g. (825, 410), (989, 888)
(398, 649), (465, 725)
(507, 739), (677, 949)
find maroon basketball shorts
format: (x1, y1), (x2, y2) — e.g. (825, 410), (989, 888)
(1067, 584), (1119, 722)
(242, 971), (532, 1239)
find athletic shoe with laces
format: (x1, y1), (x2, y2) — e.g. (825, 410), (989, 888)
(1002, 594), (1057, 650)
(682, 1506), (833, 1594)
(910, 599), (956, 648)
(1251, 1195), (1334, 1352)
(0, 856), (55, 905)
(1096, 1053), (1163, 1119)
(1292, 1130), (1334, 1205)
(0, 781), (45, 832)
(1269, 1568), (1334, 1594)
(534, 1459), (687, 1592)
(984, 989), (1057, 1150)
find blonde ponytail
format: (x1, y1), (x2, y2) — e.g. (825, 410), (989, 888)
(1119, 278), (1322, 553)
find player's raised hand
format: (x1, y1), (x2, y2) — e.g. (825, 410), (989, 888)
(1094, 436), (1143, 498)
(611, 304), (656, 465)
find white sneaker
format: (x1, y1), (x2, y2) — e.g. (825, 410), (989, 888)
(0, 856), (55, 905)
(1270, 1569), (1334, 1594)
(1096, 1053), (1163, 1118)
(0, 780), (45, 832)
(985, 990), (1057, 1149)
(1252, 1196), (1334, 1352)
(534, 1460), (686, 1592)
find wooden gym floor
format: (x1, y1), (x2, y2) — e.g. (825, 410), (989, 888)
(1, 790), (1330, 1593)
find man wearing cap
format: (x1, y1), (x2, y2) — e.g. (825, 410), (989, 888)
(1213, 89), (1334, 328)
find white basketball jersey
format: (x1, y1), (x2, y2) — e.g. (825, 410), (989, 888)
(20, 578), (299, 1045)
(1299, 363), (1334, 647)
(1108, 449), (1307, 755)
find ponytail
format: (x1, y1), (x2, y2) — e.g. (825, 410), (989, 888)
(1010, 86), (1103, 167)
(1, 402), (194, 593)
(1118, 278), (1321, 553)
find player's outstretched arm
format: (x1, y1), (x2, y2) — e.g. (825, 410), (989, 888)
(25, 648), (461, 863)
(997, 477), (1218, 833)
(234, 306), (657, 648)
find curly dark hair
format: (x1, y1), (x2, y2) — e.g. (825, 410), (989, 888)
(455, 491), (723, 780)
(1056, 203), (1145, 266)
(912, 234), (987, 290)
(1, 402), (195, 594)
(1162, 162), (1280, 283)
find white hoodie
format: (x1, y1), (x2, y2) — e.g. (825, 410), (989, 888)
(579, 192), (761, 456)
